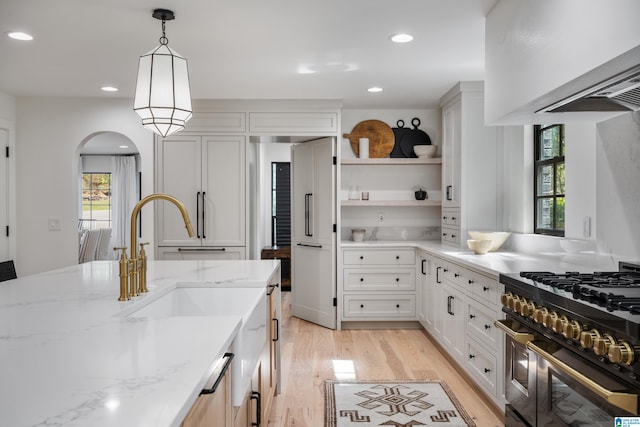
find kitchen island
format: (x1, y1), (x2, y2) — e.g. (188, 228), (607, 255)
(0, 259), (280, 427)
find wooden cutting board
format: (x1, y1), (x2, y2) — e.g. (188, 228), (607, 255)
(343, 120), (395, 158)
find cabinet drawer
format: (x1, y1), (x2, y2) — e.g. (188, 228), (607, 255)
(441, 261), (465, 288)
(343, 249), (415, 266)
(343, 269), (415, 291)
(442, 209), (461, 226)
(441, 226), (461, 245)
(466, 299), (499, 349)
(468, 271), (501, 307)
(343, 295), (416, 319)
(465, 336), (497, 397)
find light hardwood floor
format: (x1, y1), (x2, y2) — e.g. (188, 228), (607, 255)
(267, 292), (504, 427)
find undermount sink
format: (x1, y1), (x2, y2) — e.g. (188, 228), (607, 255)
(125, 286), (267, 407)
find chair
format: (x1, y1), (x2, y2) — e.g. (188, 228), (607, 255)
(0, 260), (17, 282)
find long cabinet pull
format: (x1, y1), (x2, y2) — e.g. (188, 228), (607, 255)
(178, 247), (226, 252)
(250, 391), (261, 426)
(272, 318), (279, 342)
(196, 191), (201, 238)
(304, 193), (313, 237)
(421, 259), (426, 275)
(297, 243), (322, 249)
(447, 296), (454, 315)
(200, 352), (234, 395)
(201, 191), (206, 239)
(446, 185), (453, 201)
(436, 266), (442, 283)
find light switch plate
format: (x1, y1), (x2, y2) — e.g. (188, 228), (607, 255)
(48, 217), (62, 231)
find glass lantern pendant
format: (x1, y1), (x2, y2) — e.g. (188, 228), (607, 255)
(133, 9), (192, 137)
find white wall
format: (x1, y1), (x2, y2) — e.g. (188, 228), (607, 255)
(500, 126), (532, 233)
(485, 0), (640, 125)
(0, 92), (17, 268)
(565, 123), (597, 239)
(15, 97), (154, 275)
(596, 112), (640, 258)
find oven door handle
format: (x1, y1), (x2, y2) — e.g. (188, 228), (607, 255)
(493, 319), (536, 344)
(526, 340), (640, 415)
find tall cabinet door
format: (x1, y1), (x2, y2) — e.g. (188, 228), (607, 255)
(156, 135), (202, 246)
(442, 100), (461, 208)
(202, 136), (246, 247)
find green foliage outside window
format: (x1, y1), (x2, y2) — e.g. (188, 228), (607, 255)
(534, 124), (565, 236)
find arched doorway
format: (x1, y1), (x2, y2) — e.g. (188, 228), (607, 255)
(78, 132), (140, 262)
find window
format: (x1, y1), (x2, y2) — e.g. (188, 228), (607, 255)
(534, 124), (565, 236)
(271, 162), (291, 246)
(81, 172), (112, 230)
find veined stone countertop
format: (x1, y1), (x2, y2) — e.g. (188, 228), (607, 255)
(341, 240), (626, 278)
(0, 259), (280, 427)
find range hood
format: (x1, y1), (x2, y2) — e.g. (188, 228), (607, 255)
(537, 64), (640, 113)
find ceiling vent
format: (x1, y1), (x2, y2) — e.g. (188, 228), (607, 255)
(537, 65), (640, 113)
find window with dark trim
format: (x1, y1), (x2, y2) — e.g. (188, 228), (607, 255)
(534, 124), (565, 236)
(81, 172), (112, 230)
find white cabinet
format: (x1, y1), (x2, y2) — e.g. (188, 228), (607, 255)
(249, 112), (338, 134)
(419, 251), (504, 404)
(156, 135), (246, 256)
(341, 248), (417, 325)
(439, 82), (501, 248)
(157, 247), (246, 260)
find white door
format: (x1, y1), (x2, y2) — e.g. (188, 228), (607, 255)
(0, 129), (8, 261)
(156, 135), (202, 246)
(291, 137), (336, 329)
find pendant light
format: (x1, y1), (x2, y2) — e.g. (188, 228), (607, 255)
(133, 9), (192, 137)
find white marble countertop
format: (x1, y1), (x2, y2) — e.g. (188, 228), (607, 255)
(341, 240), (623, 278)
(0, 260), (280, 427)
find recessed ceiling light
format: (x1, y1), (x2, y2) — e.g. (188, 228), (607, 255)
(7, 31), (33, 41)
(368, 87), (383, 93)
(390, 33), (413, 43)
(101, 86), (118, 92)
(119, 145), (129, 149)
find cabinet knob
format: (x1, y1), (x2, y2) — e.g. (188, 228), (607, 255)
(396, 304), (400, 308)
(484, 324), (491, 330)
(484, 368), (491, 373)
(360, 256), (364, 260)
(360, 304), (364, 308)
(443, 216), (447, 220)
(443, 233), (448, 236)
(469, 314), (476, 319)
(469, 354), (475, 359)
(483, 286), (489, 291)
(395, 278), (400, 282)
(468, 279), (474, 284)
(454, 273), (460, 278)
(452, 217), (457, 221)
(451, 234), (456, 238)
(360, 278), (364, 282)
(395, 255), (400, 260)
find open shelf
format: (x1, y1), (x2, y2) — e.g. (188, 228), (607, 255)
(341, 199), (442, 207)
(341, 157), (442, 165)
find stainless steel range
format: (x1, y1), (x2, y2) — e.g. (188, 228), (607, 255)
(496, 261), (640, 426)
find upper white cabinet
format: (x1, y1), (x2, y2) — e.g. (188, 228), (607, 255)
(249, 112), (338, 134)
(155, 135), (246, 249)
(439, 82), (500, 248)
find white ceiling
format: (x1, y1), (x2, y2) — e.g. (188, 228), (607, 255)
(0, 0), (497, 109)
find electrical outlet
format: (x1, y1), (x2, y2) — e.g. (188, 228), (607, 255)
(377, 212), (384, 224)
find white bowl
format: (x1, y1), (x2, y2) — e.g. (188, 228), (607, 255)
(351, 229), (365, 242)
(467, 231), (511, 252)
(467, 239), (492, 255)
(413, 145), (437, 158)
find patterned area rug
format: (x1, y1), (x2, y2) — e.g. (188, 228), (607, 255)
(325, 380), (477, 426)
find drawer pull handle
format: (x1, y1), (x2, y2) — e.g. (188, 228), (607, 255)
(484, 368), (491, 374)
(484, 324), (491, 330)
(468, 279), (474, 284)
(200, 353), (234, 395)
(483, 286), (489, 291)
(469, 354), (475, 359)
(469, 314), (476, 319)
